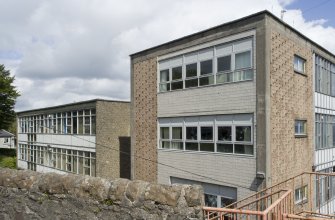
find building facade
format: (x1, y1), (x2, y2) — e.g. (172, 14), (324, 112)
(0, 130), (15, 149)
(17, 99), (130, 179)
(130, 11), (335, 208)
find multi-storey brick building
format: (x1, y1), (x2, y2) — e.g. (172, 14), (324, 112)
(17, 99), (130, 179)
(130, 10), (335, 209)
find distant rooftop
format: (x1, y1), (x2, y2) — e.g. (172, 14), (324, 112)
(17, 98), (130, 114)
(0, 129), (14, 138)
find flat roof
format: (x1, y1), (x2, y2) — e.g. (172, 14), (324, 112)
(17, 98), (130, 114)
(130, 10), (335, 60)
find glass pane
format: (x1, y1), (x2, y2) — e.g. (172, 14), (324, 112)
(217, 55), (231, 72)
(78, 117), (83, 134)
(201, 127), (213, 140)
(185, 78), (198, 88)
(172, 66), (182, 80)
(73, 117), (77, 134)
(217, 72), (233, 83)
(160, 69), (169, 82)
(235, 144), (253, 155)
(218, 126), (232, 141)
(236, 126), (251, 142)
(171, 81), (183, 90)
(159, 83), (170, 92)
(200, 143), (214, 152)
(91, 159), (96, 176)
(160, 127), (169, 139)
(185, 142), (198, 151)
(91, 116), (96, 134)
(161, 141), (170, 149)
(235, 51), (251, 69)
(172, 127), (182, 139)
(186, 63), (197, 77)
(217, 144), (233, 153)
(200, 60), (212, 75)
(186, 127), (197, 140)
(221, 197), (235, 208)
(171, 141), (183, 150)
(84, 125), (90, 134)
(199, 75), (214, 86)
(205, 194), (217, 207)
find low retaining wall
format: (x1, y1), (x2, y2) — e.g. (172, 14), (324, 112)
(0, 168), (204, 219)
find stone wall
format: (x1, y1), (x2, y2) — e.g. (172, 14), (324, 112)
(0, 168), (204, 220)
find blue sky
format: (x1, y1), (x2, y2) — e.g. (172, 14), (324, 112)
(286, 0), (335, 26)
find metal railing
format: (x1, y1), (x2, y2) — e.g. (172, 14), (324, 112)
(203, 172), (335, 220)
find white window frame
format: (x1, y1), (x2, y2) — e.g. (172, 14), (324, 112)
(295, 120), (307, 136)
(294, 55), (306, 74)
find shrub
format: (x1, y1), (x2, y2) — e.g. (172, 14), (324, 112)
(0, 156), (16, 169)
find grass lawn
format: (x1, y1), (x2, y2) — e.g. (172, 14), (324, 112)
(0, 155), (16, 169)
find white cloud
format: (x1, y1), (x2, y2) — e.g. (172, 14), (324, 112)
(0, 0), (334, 111)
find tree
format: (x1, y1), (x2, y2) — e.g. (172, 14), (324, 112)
(0, 64), (20, 130)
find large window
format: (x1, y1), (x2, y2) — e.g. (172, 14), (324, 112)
(18, 108), (96, 135)
(18, 144), (96, 176)
(158, 115), (253, 155)
(315, 114), (335, 149)
(315, 54), (335, 96)
(158, 38), (253, 92)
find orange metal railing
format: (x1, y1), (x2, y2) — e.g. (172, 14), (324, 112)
(203, 172), (335, 220)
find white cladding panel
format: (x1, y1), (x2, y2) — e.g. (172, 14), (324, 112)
(158, 150), (256, 200)
(36, 164), (68, 175)
(17, 160), (28, 169)
(35, 134), (96, 149)
(158, 81), (255, 117)
(315, 148), (335, 171)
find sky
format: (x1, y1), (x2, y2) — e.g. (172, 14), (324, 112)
(0, 0), (335, 111)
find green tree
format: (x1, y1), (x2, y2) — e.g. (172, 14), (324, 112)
(0, 64), (20, 130)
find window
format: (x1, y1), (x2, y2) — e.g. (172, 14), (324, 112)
(185, 63), (198, 88)
(160, 127), (170, 149)
(200, 126), (214, 152)
(315, 113), (335, 149)
(159, 69), (170, 92)
(171, 127), (183, 150)
(295, 120), (307, 136)
(158, 38), (253, 92)
(159, 115), (253, 155)
(199, 60), (214, 86)
(295, 185), (308, 204)
(294, 55), (306, 74)
(186, 127), (198, 151)
(171, 66), (183, 90)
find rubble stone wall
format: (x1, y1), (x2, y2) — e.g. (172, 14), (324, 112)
(0, 168), (204, 220)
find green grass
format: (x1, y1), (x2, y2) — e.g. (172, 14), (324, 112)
(0, 155), (16, 169)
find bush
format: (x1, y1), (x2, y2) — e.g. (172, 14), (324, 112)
(0, 148), (16, 157)
(0, 156), (16, 169)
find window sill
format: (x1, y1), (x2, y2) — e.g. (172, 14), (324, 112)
(294, 70), (307, 77)
(295, 134), (307, 138)
(295, 198), (308, 205)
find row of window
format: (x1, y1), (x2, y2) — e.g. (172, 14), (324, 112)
(159, 125), (253, 155)
(158, 38), (253, 92)
(315, 55), (335, 96)
(315, 114), (335, 150)
(18, 144), (96, 176)
(19, 109), (96, 135)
